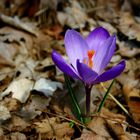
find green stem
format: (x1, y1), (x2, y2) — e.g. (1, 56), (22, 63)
(100, 82), (130, 117)
(98, 80), (114, 113)
(64, 75), (84, 123)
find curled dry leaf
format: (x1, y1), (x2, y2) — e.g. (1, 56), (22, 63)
(95, 0), (121, 23)
(1, 78), (34, 103)
(3, 115), (28, 132)
(19, 94), (51, 120)
(117, 73), (139, 88)
(2, 98), (20, 112)
(117, 49), (140, 124)
(58, 0), (88, 28)
(123, 85), (140, 124)
(0, 105), (11, 123)
(0, 14), (38, 36)
(34, 117), (74, 139)
(7, 132), (26, 140)
(33, 78), (63, 97)
(0, 75), (13, 93)
(0, 127), (5, 140)
(0, 42), (17, 68)
(118, 41), (140, 58)
(118, 12), (140, 41)
(111, 55), (121, 63)
(0, 26), (33, 54)
(28, 94), (51, 111)
(0, 26), (33, 70)
(77, 108), (131, 140)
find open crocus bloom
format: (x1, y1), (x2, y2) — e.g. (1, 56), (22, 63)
(52, 27), (125, 86)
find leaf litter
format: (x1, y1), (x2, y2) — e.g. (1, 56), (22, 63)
(0, 0), (139, 139)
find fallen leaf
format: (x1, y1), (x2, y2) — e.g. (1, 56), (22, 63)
(7, 132), (26, 140)
(19, 94), (51, 120)
(96, 0), (121, 23)
(0, 105), (11, 123)
(34, 117), (74, 139)
(78, 108), (127, 140)
(123, 85), (140, 124)
(1, 78), (34, 103)
(0, 75), (13, 93)
(33, 78), (63, 96)
(118, 41), (140, 57)
(3, 115), (28, 132)
(0, 42), (17, 68)
(118, 12), (140, 41)
(58, 0), (88, 28)
(0, 14), (38, 36)
(1, 97), (20, 112)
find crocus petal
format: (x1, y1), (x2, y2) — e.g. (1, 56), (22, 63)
(64, 29), (89, 69)
(77, 60), (98, 85)
(92, 61), (125, 85)
(52, 50), (80, 79)
(85, 27), (110, 51)
(93, 35), (116, 73)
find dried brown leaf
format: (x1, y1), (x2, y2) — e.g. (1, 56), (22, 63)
(3, 115), (28, 132)
(34, 117), (74, 139)
(118, 12), (140, 41)
(0, 105), (11, 123)
(78, 108), (127, 140)
(7, 132), (26, 140)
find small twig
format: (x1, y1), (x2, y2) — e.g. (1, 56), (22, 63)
(91, 114), (140, 132)
(46, 111), (140, 134)
(46, 111), (86, 128)
(35, 7), (48, 17)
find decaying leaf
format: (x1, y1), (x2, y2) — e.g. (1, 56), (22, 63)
(7, 132), (26, 140)
(123, 85), (140, 124)
(118, 41), (140, 58)
(0, 14), (38, 36)
(0, 26), (34, 70)
(1, 98), (20, 112)
(0, 26), (33, 53)
(1, 78), (34, 103)
(0, 42), (17, 68)
(0, 75), (13, 93)
(0, 104), (11, 123)
(0, 0), (139, 139)
(77, 108), (133, 140)
(34, 117), (74, 139)
(19, 94), (51, 120)
(33, 78), (63, 96)
(118, 12), (140, 41)
(3, 115), (28, 132)
(58, 0), (89, 28)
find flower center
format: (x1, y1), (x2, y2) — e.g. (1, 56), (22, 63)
(84, 50), (95, 68)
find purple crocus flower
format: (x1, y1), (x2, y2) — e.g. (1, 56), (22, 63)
(52, 27), (125, 114)
(52, 27), (125, 86)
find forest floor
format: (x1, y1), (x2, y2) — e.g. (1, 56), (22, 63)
(0, 0), (140, 139)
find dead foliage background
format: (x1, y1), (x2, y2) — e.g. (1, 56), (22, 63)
(0, 0), (139, 139)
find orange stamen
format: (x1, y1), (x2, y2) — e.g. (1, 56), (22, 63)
(83, 58), (87, 64)
(87, 50), (95, 68)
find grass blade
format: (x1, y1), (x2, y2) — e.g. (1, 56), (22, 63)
(100, 83), (130, 116)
